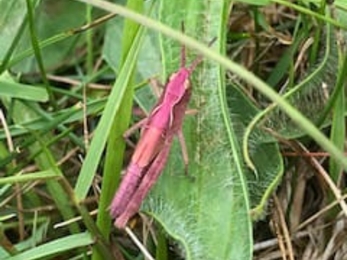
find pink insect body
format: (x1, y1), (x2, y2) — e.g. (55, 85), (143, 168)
(114, 88), (192, 228)
(110, 39), (208, 229)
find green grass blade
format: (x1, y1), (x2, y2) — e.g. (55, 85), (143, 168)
(25, 0), (56, 107)
(0, 98), (105, 140)
(7, 232), (93, 260)
(0, 170), (58, 185)
(74, 22), (146, 201)
(92, 1), (146, 259)
(0, 79), (48, 102)
(329, 46), (347, 183)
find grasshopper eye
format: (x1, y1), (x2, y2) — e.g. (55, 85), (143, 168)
(169, 73), (178, 81)
(184, 79), (190, 89)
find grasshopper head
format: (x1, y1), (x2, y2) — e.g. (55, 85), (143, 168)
(164, 68), (191, 102)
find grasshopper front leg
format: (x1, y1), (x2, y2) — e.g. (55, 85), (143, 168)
(123, 118), (148, 148)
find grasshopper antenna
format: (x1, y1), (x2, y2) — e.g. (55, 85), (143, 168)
(188, 37), (217, 72)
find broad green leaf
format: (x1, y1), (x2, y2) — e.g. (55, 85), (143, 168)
(138, 1), (253, 259)
(226, 85), (283, 218)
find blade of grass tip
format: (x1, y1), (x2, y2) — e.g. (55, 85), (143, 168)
(0, 81), (48, 102)
(25, 0), (56, 108)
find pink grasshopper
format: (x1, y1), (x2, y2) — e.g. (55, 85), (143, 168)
(110, 32), (215, 229)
